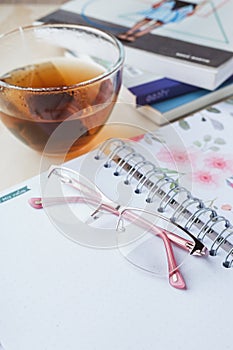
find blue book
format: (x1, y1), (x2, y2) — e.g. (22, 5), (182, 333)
(128, 77), (199, 106)
(137, 75), (233, 125)
(123, 65), (199, 106)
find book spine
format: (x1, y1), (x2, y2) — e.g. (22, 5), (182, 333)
(129, 78), (199, 106)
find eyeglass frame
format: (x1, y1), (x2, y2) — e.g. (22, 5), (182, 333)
(29, 165), (208, 290)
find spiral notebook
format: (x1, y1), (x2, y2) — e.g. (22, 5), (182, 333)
(91, 138), (233, 268)
(1, 98), (233, 349)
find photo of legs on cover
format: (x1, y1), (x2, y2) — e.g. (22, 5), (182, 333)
(118, 0), (208, 42)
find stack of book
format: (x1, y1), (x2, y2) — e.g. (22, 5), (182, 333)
(123, 65), (233, 125)
(39, 0), (233, 125)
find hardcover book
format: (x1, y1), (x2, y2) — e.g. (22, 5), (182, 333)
(40, 0), (233, 90)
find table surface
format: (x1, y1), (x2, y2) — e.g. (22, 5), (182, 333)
(0, 3), (157, 191)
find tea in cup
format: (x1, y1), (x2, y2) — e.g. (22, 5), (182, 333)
(0, 24), (124, 155)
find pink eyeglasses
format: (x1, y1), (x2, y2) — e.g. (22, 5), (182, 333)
(29, 166), (208, 290)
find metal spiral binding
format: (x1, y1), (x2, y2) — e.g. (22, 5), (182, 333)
(134, 168), (164, 194)
(146, 176), (177, 204)
(223, 247), (233, 268)
(95, 138), (124, 161)
(124, 160), (153, 185)
(184, 207), (217, 240)
(95, 138), (233, 268)
(171, 196), (204, 229)
(113, 152), (145, 177)
(197, 216), (230, 241)
(105, 144), (135, 169)
(158, 186), (191, 214)
(210, 227), (233, 256)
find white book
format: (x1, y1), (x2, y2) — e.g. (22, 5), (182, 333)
(38, 0), (233, 90)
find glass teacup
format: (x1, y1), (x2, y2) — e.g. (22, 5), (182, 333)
(0, 24), (124, 155)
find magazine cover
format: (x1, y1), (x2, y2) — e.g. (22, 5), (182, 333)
(47, 0), (233, 89)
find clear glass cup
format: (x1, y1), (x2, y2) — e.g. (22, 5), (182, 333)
(0, 24), (124, 155)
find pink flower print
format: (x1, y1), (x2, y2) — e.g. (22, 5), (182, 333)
(156, 147), (197, 169)
(192, 170), (220, 187)
(204, 155), (233, 173)
(221, 204), (232, 211)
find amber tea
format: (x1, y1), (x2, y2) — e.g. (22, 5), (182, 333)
(0, 57), (116, 154)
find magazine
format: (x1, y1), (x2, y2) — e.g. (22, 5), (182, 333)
(40, 0), (233, 90)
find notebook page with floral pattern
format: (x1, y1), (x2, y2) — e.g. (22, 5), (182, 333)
(132, 96), (233, 225)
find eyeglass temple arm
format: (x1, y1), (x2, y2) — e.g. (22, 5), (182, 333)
(161, 231), (186, 289)
(121, 210), (186, 289)
(29, 196), (95, 209)
(29, 196), (120, 215)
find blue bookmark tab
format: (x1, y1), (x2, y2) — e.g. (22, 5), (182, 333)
(0, 186), (30, 203)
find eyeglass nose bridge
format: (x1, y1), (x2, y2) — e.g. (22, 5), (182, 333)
(116, 216), (126, 232)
